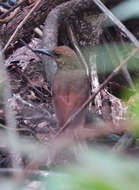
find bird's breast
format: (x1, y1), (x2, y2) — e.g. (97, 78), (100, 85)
(53, 70), (89, 94)
(52, 70), (90, 126)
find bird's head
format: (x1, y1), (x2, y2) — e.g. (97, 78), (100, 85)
(34, 46), (82, 71)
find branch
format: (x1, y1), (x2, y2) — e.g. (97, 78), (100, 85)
(56, 47), (138, 136)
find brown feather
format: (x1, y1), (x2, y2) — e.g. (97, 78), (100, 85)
(53, 70), (89, 127)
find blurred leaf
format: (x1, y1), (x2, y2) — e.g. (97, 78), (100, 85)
(96, 42), (139, 76)
(112, 0), (139, 22)
(42, 149), (139, 190)
(0, 132), (47, 162)
(126, 86), (139, 138)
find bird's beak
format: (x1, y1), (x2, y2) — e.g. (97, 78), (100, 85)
(33, 48), (54, 57)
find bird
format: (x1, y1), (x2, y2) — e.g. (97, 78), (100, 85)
(34, 46), (90, 131)
(21, 46), (90, 170)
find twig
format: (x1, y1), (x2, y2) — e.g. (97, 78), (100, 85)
(0, 123), (36, 135)
(112, 132), (134, 153)
(3, 0), (42, 52)
(56, 47), (138, 136)
(76, 122), (127, 140)
(92, 0), (139, 47)
(67, 26), (103, 114)
(0, 0), (25, 20)
(103, 28), (135, 90)
(89, 51), (102, 114)
(67, 25), (89, 76)
(23, 74), (52, 98)
(0, 168), (49, 179)
(121, 64), (135, 90)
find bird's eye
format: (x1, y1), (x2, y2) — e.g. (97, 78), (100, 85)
(53, 52), (61, 57)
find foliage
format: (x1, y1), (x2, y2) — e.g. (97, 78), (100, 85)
(42, 149), (139, 190)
